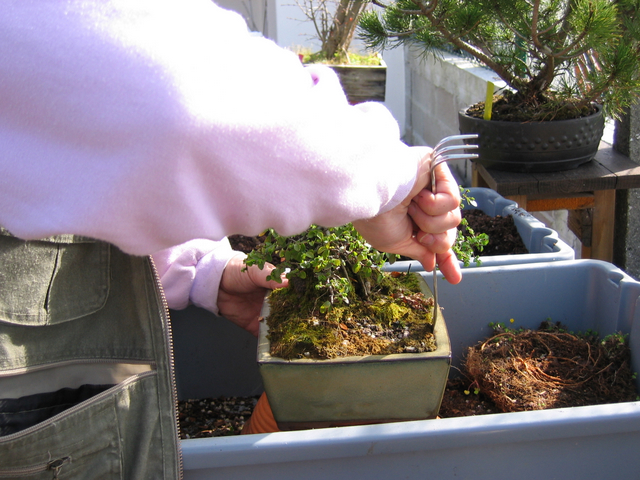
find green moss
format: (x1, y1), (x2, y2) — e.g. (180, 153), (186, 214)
(264, 272), (436, 360)
(296, 48), (383, 66)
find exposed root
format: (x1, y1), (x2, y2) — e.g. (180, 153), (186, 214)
(465, 323), (638, 412)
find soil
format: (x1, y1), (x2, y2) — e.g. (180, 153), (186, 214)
(461, 209), (528, 256)
(177, 384), (498, 438)
(178, 395), (259, 438)
(228, 234), (263, 254)
(438, 376), (500, 418)
(465, 91), (597, 122)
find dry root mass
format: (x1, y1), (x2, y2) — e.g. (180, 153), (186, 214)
(464, 322), (638, 412)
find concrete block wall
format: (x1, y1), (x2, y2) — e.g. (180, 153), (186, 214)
(403, 47), (505, 184)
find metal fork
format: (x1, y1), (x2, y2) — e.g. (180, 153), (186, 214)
(426, 134), (479, 327)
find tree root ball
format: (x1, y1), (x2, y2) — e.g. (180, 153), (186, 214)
(464, 322), (638, 412)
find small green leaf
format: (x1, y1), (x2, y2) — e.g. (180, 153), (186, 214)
(319, 301), (332, 314)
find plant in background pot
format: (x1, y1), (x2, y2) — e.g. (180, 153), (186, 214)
(295, 0), (387, 103)
(296, 0), (368, 62)
(359, 0), (640, 171)
(244, 223), (451, 430)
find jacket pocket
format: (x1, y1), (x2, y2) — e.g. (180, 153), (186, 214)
(0, 235), (109, 326)
(0, 369), (163, 480)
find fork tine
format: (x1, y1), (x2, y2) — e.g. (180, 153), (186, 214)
(432, 144), (478, 158)
(431, 134), (479, 156)
(432, 146), (478, 165)
(432, 152), (479, 168)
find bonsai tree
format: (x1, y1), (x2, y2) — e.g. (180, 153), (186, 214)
(245, 223), (439, 358)
(244, 191), (487, 359)
(296, 0), (380, 63)
(245, 223), (397, 315)
(246, 188), (485, 314)
(358, 0), (640, 120)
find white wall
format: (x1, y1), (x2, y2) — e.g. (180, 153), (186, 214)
(215, 0), (277, 37)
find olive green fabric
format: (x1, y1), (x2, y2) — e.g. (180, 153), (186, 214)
(0, 234), (181, 479)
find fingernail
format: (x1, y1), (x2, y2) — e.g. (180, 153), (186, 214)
(419, 233), (434, 246)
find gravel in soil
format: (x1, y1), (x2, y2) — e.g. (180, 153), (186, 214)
(178, 396), (259, 438)
(438, 376), (499, 418)
(178, 383), (497, 438)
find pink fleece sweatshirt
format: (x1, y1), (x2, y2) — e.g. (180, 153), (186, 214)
(1, 0), (428, 314)
(151, 238), (238, 314)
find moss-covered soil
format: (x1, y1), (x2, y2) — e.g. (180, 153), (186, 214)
(263, 272), (436, 360)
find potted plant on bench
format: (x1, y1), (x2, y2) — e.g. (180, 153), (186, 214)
(358, 0), (640, 171)
(244, 223), (451, 430)
(295, 0), (387, 103)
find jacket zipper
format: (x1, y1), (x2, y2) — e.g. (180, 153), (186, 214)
(148, 255), (184, 479)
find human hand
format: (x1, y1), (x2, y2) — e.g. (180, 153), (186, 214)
(352, 151), (462, 284)
(217, 253), (289, 336)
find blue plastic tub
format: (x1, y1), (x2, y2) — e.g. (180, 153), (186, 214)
(175, 260), (640, 480)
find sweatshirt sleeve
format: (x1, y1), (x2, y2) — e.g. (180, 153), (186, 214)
(0, 0), (424, 255)
(151, 238), (239, 315)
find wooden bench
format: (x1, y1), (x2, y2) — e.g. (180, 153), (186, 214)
(471, 143), (640, 261)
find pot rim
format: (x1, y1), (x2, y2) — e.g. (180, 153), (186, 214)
(458, 103), (603, 125)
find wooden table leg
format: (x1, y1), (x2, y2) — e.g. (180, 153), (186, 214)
(590, 189), (616, 262)
(471, 164), (489, 189)
(505, 195), (528, 210)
